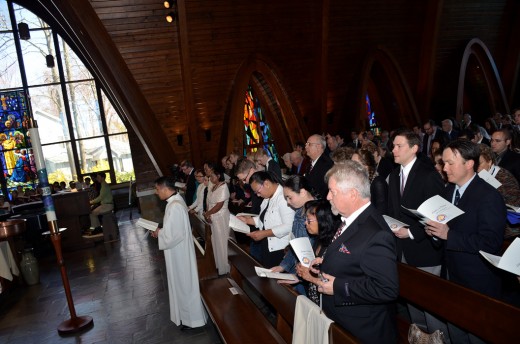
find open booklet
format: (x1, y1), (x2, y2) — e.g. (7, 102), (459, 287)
(506, 204), (520, 213)
(236, 212), (258, 218)
(289, 237), (315, 267)
(402, 195), (464, 224)
(479, 237), (520, 275)
(174, 181), (186, 188)
(382, 215), (409, 232)
(136, 218), (159, 231)
(478, 169), (502, 189)
(229, 214), (250, 233)
(254, 266), (299, 282)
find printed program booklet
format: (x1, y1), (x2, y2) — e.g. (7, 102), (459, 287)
(289, 237), (315, 267)
(402, 195), (464, 224)
(136, 218), (159, 231)
(229, 214), (250, 234)
(254, 266), (299, 282)
(382, 215), (409, 232)
(478, 169), (502, 189)
(480, 237), (520, 275)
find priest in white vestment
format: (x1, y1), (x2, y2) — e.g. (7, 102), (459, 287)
(152, 176), (207, 329)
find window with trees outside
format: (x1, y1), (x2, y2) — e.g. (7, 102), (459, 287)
(243, 85), (279, 162)
(0, 1), (134, 199)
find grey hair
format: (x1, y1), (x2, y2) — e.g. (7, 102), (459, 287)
(310, 134), (326, 150)
(325, 160), (371, 199)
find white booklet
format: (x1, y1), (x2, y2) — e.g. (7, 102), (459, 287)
(479, 237), (520, 275)
(136, 218), (159, 231)
(478, 169), (502, 189)
(382, 215), (409, 232)
(229, 214), (250, 233)
(236, 212), (258, 218)
(174, 181), (186, 188)
(402, 195), (464, 224)
(506, 204), (520, 213)
(289, 237), (315, 267)
(254, 266), (299, 282)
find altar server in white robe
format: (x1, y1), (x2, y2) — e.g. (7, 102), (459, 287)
(152, 176), (207, 329)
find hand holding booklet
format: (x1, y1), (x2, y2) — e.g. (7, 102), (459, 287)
(382, 215), (409, 232)
(136, 218), (159, 231)
(402, 195), (464, 224)
(289, 237), (315, 267)
(229, 214), (250, 233)
(479, 237), (520, 275)
(254, 266), (299, 282)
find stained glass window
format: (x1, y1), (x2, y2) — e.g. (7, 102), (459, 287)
(366, 93), (381, 136)
(0, 90), (37, 195)
(243, 85), (279, 161)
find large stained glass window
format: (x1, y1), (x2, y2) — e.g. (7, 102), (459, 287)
(366, 93), (381, 136)
(243, 85), (279, 161)
(0, 90), (37, 195)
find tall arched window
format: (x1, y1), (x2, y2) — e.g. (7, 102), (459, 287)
(243, 85), (279, 161)
(0, 0), (134, 198)
(366, 93), (381, 136)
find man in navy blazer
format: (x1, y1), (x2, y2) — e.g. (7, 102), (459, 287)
(426, 140), (505, 297)
(426, 140), (505, 343)
(310, 161), (399, 344)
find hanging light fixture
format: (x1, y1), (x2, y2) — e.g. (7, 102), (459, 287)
(18, 22), (30, 40)
(166, 11), (176, 23)
(164, 1), (171, 8)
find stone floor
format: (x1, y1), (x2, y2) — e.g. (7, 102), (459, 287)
(0, 208), (222, 344)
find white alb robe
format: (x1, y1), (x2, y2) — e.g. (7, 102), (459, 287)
(158, 193), (207, 327)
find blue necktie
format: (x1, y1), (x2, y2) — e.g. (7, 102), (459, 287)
(454, 189), (460, 206)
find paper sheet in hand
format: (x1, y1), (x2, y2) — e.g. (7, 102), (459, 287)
(254, 266), (299, 282)
(382, 215), (409, 232)
(174, 182), (186, 188)
(289, 237), (315, 267)
(479, 237), (520, 275)
(506, 204), (520, 213)
(236, 212), (258, 218)
(229, 214), (250, 233)
(478, 169), (502, 189)
(136, 218), (159, 231)
(402, 195), (464, 224)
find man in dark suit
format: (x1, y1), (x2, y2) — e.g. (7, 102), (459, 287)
(180, 160), (197, 205)
(310, 161), (399, 343)
(256, 148), (282, 181)
(426, 140), (505, 343)
(387, 129), (446, 334)
(442, 118), (459, 141)
(304, 134), (334, 199)
(423, 120), (450, 157)
(492, 128), (520, 183)
(289, 151), (310, 176)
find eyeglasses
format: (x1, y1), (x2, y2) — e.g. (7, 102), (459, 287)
(305, 218), (317, 225)
(240, 169), (252, 183)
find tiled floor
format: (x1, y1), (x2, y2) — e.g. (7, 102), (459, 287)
(0, 208), (221, 344)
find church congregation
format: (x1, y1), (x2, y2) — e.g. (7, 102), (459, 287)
(165, 112), (520, 343)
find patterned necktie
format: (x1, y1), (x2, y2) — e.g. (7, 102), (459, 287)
(332, 221), (346, 242)
(454, 189), (461, 206)
(400, 172), (406, 196)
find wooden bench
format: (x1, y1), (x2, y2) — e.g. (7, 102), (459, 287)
(227, 240), (357, 344)
(199, 277), (286, 344)
(397, 262), (520, 343)
(189, 212), (217, 280)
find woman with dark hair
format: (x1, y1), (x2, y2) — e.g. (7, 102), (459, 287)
(238, 171), (294, 267)
(203, 165), (231, 275)
(270, 175), (316, 293)
(351, 149), (388, 214)
(296, 199), (341, 305)
(484, 117), (498, 136)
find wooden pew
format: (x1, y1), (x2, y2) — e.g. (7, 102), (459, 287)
(397, 262), (520, 343)
(227, 239), (358, 344)
(189, 212), (217, 280)
(199, 277), (286, 344)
